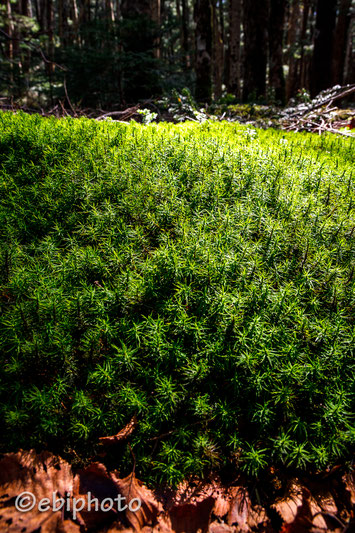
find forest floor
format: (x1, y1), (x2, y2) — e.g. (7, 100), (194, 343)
(0, 111), (354, 532)
(1, 84), (354, 136)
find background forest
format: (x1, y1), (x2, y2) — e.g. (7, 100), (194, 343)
(1, 0), (354, 110)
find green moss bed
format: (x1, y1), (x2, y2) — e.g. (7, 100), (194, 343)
(0, 111), (354, 485)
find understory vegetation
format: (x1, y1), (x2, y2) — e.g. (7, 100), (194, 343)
(0, 111), (354, 486)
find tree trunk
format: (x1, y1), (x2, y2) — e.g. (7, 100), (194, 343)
(219, 0), (225, 43)
(312, 0), (337, 96)
(269, 0), (286, 104)
(194, 0), (213, 103)
(151, 0), (161, 58)
(116, 0), (121, 20)
(243, 0), (268, 101)
(71, 0), (79, 42)
(212, 0), (223, 100)
(300, 0), (311, 92)
(20, 0), (30, 16)
(181, 0), (190, 68)
(332, 0), (352, 85)
(5, 0), (14, 83)
(343, 13), (354, 85)
(46, 0), (54, 103)
(286, 0), (301, 101)
(227, 0), (241, 98)
(106, 0), (116, 22)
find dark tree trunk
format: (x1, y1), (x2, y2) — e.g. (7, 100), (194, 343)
(343, 14), (354, 85)
(269, 0), (286, 104)
(332, 0), (352, 85)
(181, 0), (190, 67)
(151, 0), (161, 58)
(286, 0), (300, 101)
(242, 0), (268, 101)
(194, 0), (213, 103)
(20, 0), (30, 16)
(219, 0), (225, 43)
(212, 0), (223, 100)
(227, 0), (241, 98)
(312, 0), (337, 95)
(300, 0), (311, 92)
(5, 0), (14, 81)
(46, 0), (54, 103)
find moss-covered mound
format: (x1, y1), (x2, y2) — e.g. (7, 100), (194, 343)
(0, 112), (354, 485)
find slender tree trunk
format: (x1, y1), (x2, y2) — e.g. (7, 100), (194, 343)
(12, 0), (20, 60)
(71, 0), (79, 43)
(312, 0), (337, 95)
(243, 0), (268, 100)
(332, 0), (352, 85)
(300, 0), (311, 91)
(181, 0), (190, 67)
(269, 0), (286, 104)
(58, 0), (64, 40)
(219, 0), (225, 43)
(194, 0), (213, 103)
(116, 0), (121, 20)
(5, 0), (14, 83)
(20, 0), (32, 83)
(47, 0), (54, 104)
(39, 0), (47, 32)
(343, 13), (354, 85)
(106, 0), (115, 22)
(227, 0), (241, 98)
(212, 0), (223, 100)
(151, 0), (161, 58)
(286, 0), (301, 101)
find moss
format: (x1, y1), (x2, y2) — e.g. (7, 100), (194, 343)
(0, 111), (354, 485)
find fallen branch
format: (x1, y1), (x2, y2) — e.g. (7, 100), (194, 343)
(289, 84), (355, 118)
(96, 105), (140, 121)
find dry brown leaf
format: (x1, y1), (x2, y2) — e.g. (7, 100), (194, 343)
(73, 462), (123, 530)
(212, 495), (230, 519)
(110, 471), (162, 531)
(0, 449), (352, 533)
(227, 487), (249, 529)
(225, 487), (270, 532)
(167, 496), (215, 533)
(99, 416), (138, 446)
(273, 483), (332, 533)
(0, 450), (74, 533)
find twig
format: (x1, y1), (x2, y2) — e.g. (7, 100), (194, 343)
(64, 78), (76, 117)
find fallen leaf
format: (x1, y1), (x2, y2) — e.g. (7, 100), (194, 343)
(111, 471), (162, 531)
(0, 450), (74, 533)
(167, 497), (215, 533)
(73, 462), (123, 529)
(274, 483), (330, 533)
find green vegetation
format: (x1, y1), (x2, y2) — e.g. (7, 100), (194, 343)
(0, 111), (354, 485)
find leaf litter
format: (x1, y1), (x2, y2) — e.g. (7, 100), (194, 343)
(0, 450), (354, 533)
